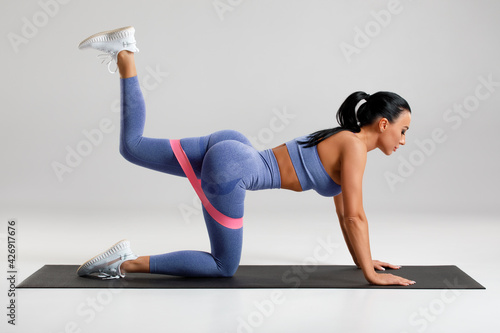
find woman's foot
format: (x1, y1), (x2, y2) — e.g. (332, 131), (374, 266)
(77, 239), (138, 279)
(78, 26), (139, 74)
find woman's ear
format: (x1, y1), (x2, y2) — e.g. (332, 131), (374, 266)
(378, 118), (389, 132)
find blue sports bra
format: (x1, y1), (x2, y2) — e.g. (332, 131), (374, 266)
(285, 136), (342, 197)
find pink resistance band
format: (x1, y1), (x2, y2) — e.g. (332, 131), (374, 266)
(170, 139), (243, 230)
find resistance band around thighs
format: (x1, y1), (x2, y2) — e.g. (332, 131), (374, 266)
(170, 139), (243, 230)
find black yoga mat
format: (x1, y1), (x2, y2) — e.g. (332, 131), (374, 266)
(17, 265), (484, 289)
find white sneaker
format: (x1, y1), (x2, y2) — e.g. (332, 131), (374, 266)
(77, 239), (138, 279)
(78, 26), (139, 73)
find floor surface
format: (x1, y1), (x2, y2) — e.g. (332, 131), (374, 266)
(1, 209), (498, 333)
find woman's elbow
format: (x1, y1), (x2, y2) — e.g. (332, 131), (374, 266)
(343, 215), (364, 225)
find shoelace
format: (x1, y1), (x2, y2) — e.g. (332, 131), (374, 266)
(96, 271), (121, 280)
(97, 41), (138, 74)
(97, 53), (119, 74)
(94, 252), (136, 279)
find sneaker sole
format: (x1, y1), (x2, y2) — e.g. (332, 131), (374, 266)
(76, 239), (131, 276)
(78, 26), (135, 49)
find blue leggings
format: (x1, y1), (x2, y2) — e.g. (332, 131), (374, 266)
(120, 76), (281, 277)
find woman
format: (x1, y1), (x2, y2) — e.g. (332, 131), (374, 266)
(77, 26), (414, 286)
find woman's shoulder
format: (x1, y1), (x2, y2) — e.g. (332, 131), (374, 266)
(321, 130), (365, 151)
(315, 130), (365, 168)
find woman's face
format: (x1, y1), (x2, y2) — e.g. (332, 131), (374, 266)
(378, 111), (411, 155)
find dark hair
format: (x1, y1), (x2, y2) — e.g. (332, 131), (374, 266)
(299, 91), (411, 147)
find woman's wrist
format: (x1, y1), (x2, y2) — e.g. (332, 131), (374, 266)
(361, 266), (377, 281)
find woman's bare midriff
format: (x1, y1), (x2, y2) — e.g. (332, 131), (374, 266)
(272, 144), (303, 192)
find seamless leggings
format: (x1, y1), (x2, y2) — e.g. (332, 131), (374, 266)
(119, 76), (281, 277)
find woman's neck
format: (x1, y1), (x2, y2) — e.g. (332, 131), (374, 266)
(355, 126), (379, 152)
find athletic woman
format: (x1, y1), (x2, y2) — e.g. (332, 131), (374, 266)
(76, 27), (415, 286)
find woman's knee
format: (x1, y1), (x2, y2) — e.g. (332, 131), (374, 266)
(119, 135), (145, 163)
(217, 265), (238, 277)
(215, 259), (240, 277)
(119, 139), (135, 162)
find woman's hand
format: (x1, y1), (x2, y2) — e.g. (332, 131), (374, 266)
(367, 272), (416, 286)
(372, 260), (401, 271)
(366, 260), (415, 286)
(356, 260), (402, 271)
(360, 260), (415, 286)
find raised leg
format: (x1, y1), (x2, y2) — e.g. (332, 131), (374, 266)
(118, 62), (186, 177)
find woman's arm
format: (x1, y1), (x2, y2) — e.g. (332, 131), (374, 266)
(333, 193), (359, 267)
(339, 136), (415, 286)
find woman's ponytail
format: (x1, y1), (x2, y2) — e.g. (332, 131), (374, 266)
(337, 91), (370, 131)
(299, 90), (410, 147)
(299, 91), (370, 147)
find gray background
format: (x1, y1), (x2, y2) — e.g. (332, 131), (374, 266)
(2, 0), (499, 217)
(2, 2), (500, 333)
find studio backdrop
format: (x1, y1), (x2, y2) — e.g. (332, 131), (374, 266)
(1, 0), (499, 217)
